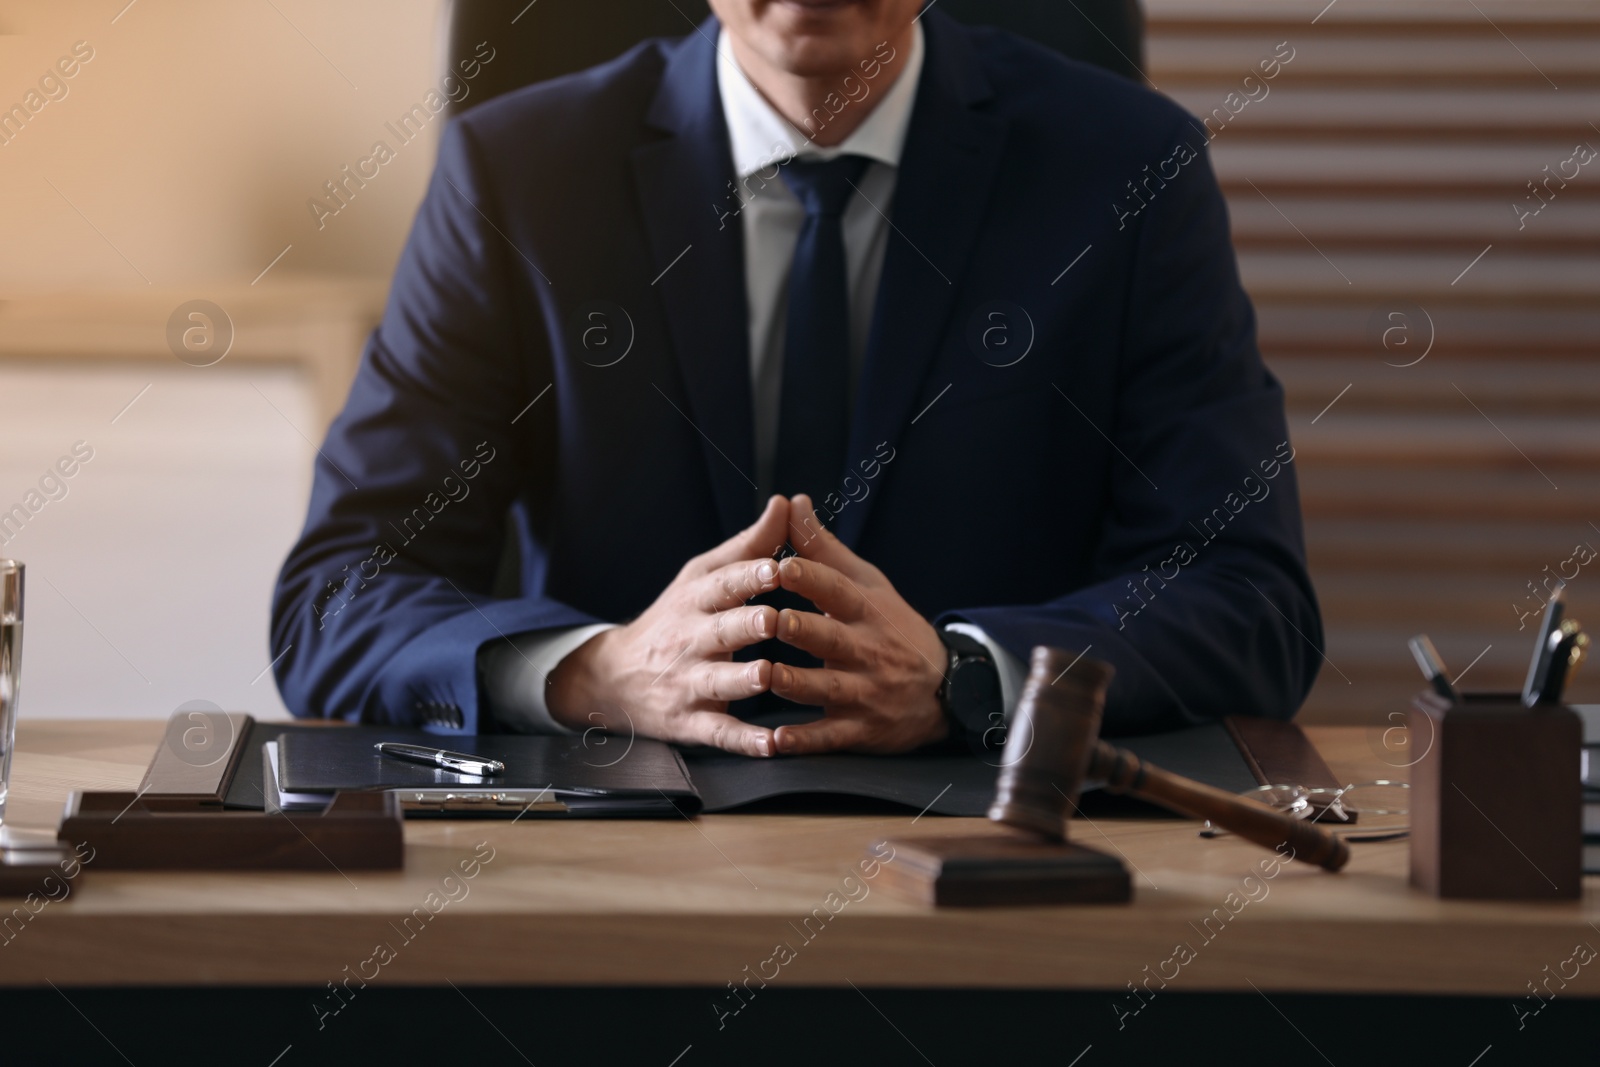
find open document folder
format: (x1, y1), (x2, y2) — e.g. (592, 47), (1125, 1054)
(251, 721), (1263, 819)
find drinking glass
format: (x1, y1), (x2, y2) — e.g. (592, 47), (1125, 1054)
(0, 560), (23, 830)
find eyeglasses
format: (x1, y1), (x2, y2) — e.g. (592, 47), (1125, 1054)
(1200, 780), (1410, 842)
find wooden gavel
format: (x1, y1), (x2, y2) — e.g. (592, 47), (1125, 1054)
(989, 648), (1349, 872)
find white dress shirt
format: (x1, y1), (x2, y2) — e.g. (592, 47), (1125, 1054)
(484, 24), (1025, 735)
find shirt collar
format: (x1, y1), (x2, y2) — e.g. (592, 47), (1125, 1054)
(716, 22), (924, 179)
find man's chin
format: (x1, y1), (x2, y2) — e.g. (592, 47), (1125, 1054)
(736, 0), (901, 78)
(763, 0), (875, 45)
(770, 0), (869, 16)
(769, 39), (868, 78)
(764, 20), (876, 75)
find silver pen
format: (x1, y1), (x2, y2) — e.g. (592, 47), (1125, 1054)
(1407, 634), (1459, 703)
(375, 742), (505, 777)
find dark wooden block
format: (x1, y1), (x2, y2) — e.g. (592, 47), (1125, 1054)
(58, 789), (404, 871)
(0, 849), (77, 898)
(1409, 691), (1581, 900)
(873, 834), (1131, 907)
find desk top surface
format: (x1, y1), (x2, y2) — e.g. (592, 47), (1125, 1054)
(1, 719), (1595, 994)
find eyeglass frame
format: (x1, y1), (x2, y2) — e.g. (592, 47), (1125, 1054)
(1200, 779), (1410, 842)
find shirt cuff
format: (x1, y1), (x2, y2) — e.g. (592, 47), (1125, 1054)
(945, 621), (1027, 718)
(480, 623), (616, 734)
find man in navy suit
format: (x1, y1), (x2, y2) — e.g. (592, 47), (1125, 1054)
(270, 0), (1322, 758)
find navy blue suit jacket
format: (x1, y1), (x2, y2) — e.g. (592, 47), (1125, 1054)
(270, 13), (1322, 737)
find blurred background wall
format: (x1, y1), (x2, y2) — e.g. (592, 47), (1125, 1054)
(0, 0), (441, 719)
(0, 0), (443, 287)
(0, 0), (1595, 725)
(1147, 0), (1600, 724)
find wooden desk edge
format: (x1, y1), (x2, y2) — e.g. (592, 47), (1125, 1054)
(4, 720), (1598, 996)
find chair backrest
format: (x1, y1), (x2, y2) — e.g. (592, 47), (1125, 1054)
(937, 0), (1144, 81)
(445, 0), (1144, 118)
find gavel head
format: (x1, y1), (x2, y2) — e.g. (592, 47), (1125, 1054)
(986, 647), (1116, 841)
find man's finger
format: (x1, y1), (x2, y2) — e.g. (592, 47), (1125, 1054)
(691, 495), (789, 573)
(773, 715), (868, 756)
(701, 604), (778, 653)
(675, 709), (774, 758)
(777, 609), (857, 662)
(771, 663), (863, 707)
(698, 558), (780, 612)
(786, 494), (868, 577)
(776, 557), (866, 621)
(686, 659), (771, 703)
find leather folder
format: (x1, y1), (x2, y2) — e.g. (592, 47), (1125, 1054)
(144, 713), (1342, 820)
(272, 728), (700, 817)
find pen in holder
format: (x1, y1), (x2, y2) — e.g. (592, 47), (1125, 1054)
(1407, 689), (1581, 900)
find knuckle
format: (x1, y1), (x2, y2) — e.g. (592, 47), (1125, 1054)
(742, 563), (765, 597)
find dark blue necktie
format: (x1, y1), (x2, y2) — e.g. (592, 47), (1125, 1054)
(772, 154), (872, 503)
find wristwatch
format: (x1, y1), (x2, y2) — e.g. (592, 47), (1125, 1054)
(936, 629), (1002, 745)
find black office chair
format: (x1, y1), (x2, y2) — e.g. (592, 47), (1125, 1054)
(444, 0), (1144, 120)
(936, 0), (1144, 80)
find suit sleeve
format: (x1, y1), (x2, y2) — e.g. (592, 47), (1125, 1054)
(269, 120), (602, 734)
(941, 116), (1324, 735)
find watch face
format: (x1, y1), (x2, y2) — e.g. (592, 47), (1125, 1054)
(949, 653), (1000, 721)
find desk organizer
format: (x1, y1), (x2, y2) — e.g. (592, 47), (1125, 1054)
(58, 789), (404, 871)
(1408, 690), (1581, 900)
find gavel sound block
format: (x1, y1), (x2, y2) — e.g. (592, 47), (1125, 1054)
(874, 648), (1349, 907)
(874, 652), (1131, 906)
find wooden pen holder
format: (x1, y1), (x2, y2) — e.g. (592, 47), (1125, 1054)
(1408, 691), (1581, 900)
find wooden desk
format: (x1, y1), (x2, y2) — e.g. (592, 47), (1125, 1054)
(1, 721), (1596, 997)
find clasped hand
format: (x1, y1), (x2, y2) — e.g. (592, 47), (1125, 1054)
(547, 495), (949, 757)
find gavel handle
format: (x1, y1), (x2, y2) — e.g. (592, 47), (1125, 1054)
(1087, 742), (1350, 872)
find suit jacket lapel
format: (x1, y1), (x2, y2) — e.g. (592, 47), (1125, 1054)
(834, 14), (1009, 549)
(632, 19), (759, 540)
